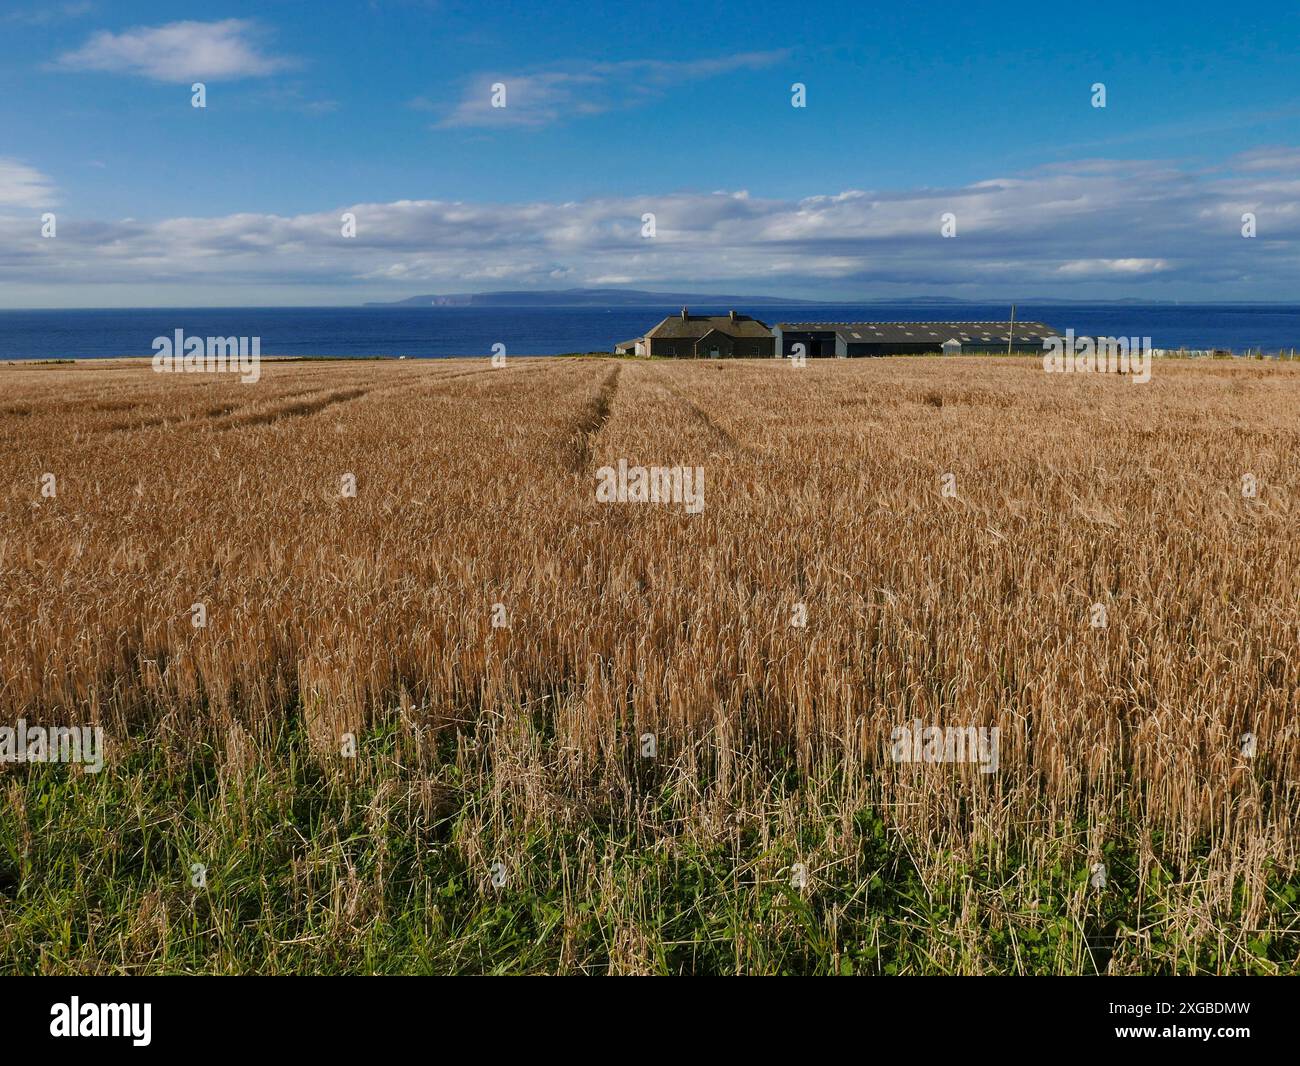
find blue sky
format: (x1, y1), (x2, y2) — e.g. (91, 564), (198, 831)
(2, 0), (1299, 306)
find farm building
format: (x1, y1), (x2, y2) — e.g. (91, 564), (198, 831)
(773, 321), (1062, 357)
(616, 308), (776, 358)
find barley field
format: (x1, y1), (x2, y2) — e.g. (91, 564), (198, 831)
(1, 355), (1297, 975)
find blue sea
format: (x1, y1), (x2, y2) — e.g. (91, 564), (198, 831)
(2, 304), (1299, 360)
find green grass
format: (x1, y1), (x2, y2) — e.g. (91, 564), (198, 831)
(2, 714), (1297, 974)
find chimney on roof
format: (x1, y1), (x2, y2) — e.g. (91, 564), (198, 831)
(681, 306), (688, 320)
(729, 310), (737, 323)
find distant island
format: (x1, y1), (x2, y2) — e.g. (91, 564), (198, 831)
(362, 288), (1179, 308)
(365, 288), (850, 307)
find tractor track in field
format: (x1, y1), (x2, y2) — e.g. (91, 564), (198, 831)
(566, 364), (621, 472)
(648, 365), (747, 453)
(86, 359), (563, 434)
(211, 387), (372, 430)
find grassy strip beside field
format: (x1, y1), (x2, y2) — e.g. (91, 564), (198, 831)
(5, 716), (1297, 975)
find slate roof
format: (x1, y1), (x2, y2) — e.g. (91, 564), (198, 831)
(645, 312), (773, 340)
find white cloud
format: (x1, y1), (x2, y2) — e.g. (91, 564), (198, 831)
(55, 19), (292, 82)
(2, 2), (93, 26)
(0, 159), (57, 209)
(1056, 258), (1169, 276)
(4, 152), (1300, 303)
(435, 52), (786, 129)
(1232, 147), (1300, 173)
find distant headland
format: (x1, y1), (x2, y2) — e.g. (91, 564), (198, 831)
(362, 288), (1181, 308)
(365, 288), (848, 307)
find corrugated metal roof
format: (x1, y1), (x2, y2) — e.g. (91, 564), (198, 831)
(777, 321), (1061, 343)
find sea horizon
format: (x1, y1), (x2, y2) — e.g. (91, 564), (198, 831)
(5, 302), (1300, 359)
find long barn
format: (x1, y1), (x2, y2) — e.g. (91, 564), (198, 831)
(774, 321), (1061, 357)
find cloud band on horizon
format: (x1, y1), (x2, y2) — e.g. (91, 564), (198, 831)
(2, 151), (1298, 305)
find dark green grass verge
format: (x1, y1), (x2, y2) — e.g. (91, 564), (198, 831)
(2, 717), (1296, 975)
